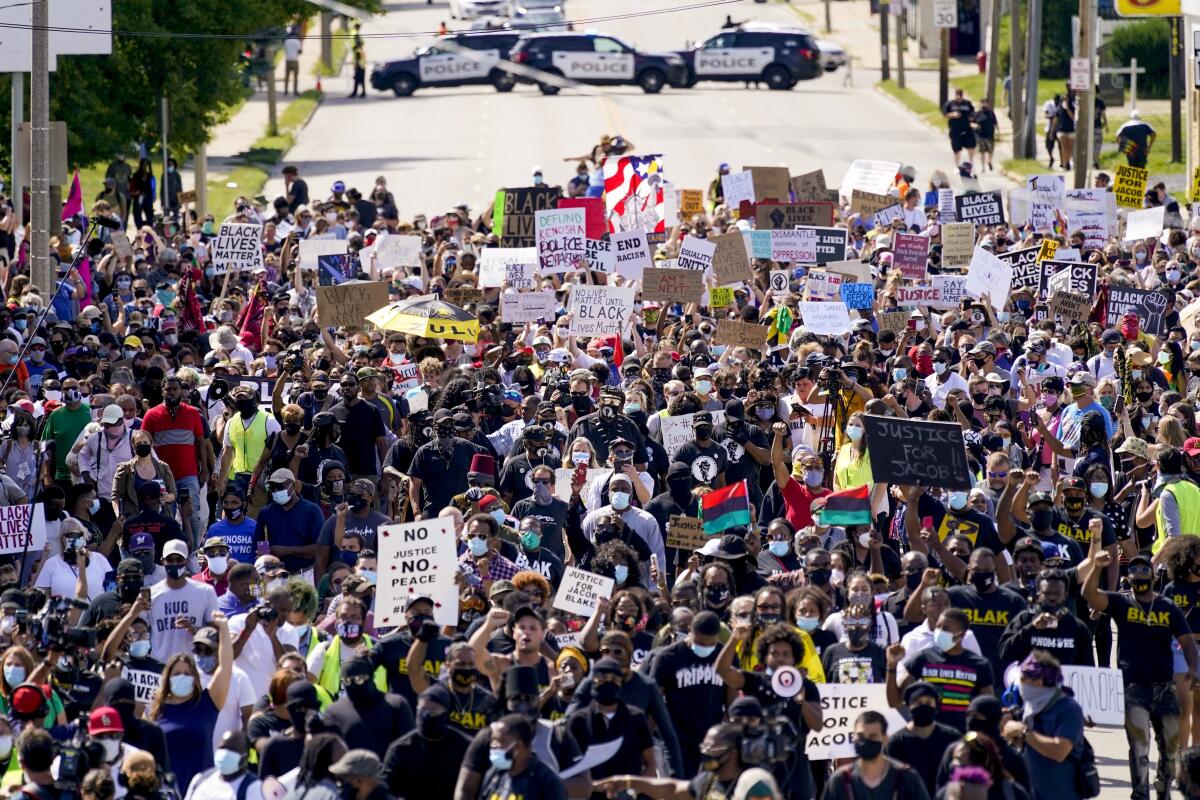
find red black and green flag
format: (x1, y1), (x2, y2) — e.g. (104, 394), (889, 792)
(818, 484), (872, 527)
(701, 480), (752, 535)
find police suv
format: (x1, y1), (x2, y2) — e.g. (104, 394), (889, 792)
(508, 32), (687, 94)
(370, 31), (522, 96)
(676, 24), (822, 89)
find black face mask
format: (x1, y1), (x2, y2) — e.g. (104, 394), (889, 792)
(1131, 578), (1153, 594)
(808, 568), (831, 586)
(717, 387), (733, 400)
(667, 478), (692, 502)
(117, 579), (143, 604)
(165, 564), (187, 580)
(1030, 509), (1054, 531)
(571, 396), (592, 414)
(594, 681), (622, 705)
(236, 398), (257, 417)
(704, 585), (731, 608)
(910, 704), (938, 727)
(450, 667), (477, 689)
(853, 738), (883, 760)
(285, 422), (302, 435)
(904, 571), (923, 591)
(343, 680), (377, 704)
(694, 424), (713, 440)
(970, 571), (996, 592)
(135, 443), (153, 458)
(312, 388), (329, 401)
(417, 709), (449, 738)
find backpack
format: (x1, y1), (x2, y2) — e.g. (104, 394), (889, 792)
(1070, 735), (1101, 799)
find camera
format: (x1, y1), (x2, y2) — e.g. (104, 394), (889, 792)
(256, 603), (278, 623)
(738, 713), (799, 766)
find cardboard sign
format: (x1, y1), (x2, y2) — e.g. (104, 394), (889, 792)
(677, 235), (716, 271)
(824, 259), (872, 284)
(553, 567), (615, 618)
(707, 287), (733, 308)
(478, 248), (537, 289)
(0, 504), (45, 555)
(612, 231), (652, 280)
(796, 301), (853, 335)
(806, 684), (907, 760)
(850, 190), (896, 218)
(839, 160), (901, 198)
(1181, 296), (1200, 336)
(1061, 666), (1125, 726)
(177, 190), (197, 204)
(804, 269), (844, 302)
(712, 231), (753, 285)
(770, 229), (818, 263)
(954, 191), (1006, 226)
(840, 283), (875, 310)
(892, 233), (930, 281)
(876, 311), (909, 335)
(796, 226), (849, 265)
(374, 234), (423, 270)
(937, 188), (956, 222)
(501, 291), (556, 323)
(111, 232), (133, 262)
(1027, 174), (1065, 232)
(535, 208), (587, 274)
(445, 287), (484, 306)
(756, 202), (835, 230)
(661, 411), (726, 459)
(1107, 287), (1170, 335)
(642, 268), (703, 303)
(583, 238), (615, 273)
(374, 518), (460, 628)
(999, 245), (1043, 293)
(299, 238), (348, 271)
(666, 515), (707, 551)
(212, 223), (263, 275)
(1124, 205), (1165, 242)
(744, 165), (791, 201)
(862, 416), (972, 490)
(557, 197), (605, 240)
(1114, 165), (1149, 209)
(940, 222), (975, 269)
(930, 275), (967, 308)
(679, 189), (705, 218)
(965, 246), (1013, 310)
(1049, 290), (1091, 325)
(721, 171), (755, 210)
(715, 319), (768, 350)
(315, 281), (390, 329)
(872, 204), (904, 229)
(790, 170), (827, 201)
(566, 285), (634, 337)
(493, 185), (562, 246)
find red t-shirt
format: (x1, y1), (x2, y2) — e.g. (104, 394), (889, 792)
(140, 402), (204, 479)
(0, 361), (30, 389)
(780, 475), (829, 531)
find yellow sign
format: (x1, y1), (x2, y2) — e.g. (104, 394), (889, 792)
(680, 189), (704, 217)
(1036, 239), (1058, 263)
(1190, 167), (1200, 204)
(1114, 165), (1149, 208)
(710, 287), (734, 308)
(1115, 0), (1179, 16)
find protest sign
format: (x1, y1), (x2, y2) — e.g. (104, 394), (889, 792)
(112, 231), (134, 262)
(678, 189), (704, 218)
(722, 171), (755, 211)
(712, 231), (753, 285)
(445, 287), (483, 306)
(662, 411), (727, 459)
(317, 253), (355, 286)
(553, 567), (616, 617)
(804, 270), (844, 301)
(806, 684), (906, 759)
(583, 237), (615, 273)
(796, 301), (853, 335)
(893, 285), (945, 307)
(768, 270), (790, 293)
(642, 268), (704, 303)
(850, 190), (896, 218)
(299, 238), (348, 271)
(709, 287), (734, 308)
(552, 467), (608, 503)
(536, 208), (586, 274)
(1061, 666), (1124, 726)
(567, 285), (634, 336)
(939, 222), (975, 269)
(374, 518), (459, 627)
(790, 169), (827, 201)
(0, 504), (45, 555)
(824, 259), (871, 284)
(501, 291), (556, 323)
(965, 247), (1013, 309)
(612, 231), (652, 280)
(937, 188), (956, 222)
(877, 311), (909, 335)
(122, 665), (161, 704)
(212, 223), (263, 275)
(493, 185), (562, 246)
(1107, 287), (1170, 335)
(839, 160), (900, 197)
(394, 363), (420, 390)
(1182, 296), (1200, 336)
(315, 281), (389, 329)
(954, 191), (1005, 225)
(744, 166), (790, 201)
(557, 196), (605, 239)
(374, 234), (423, 270)
(716, 319), (768, 350)
(755, 202), (835, 229)
(746, 230), (772, 260)
(892, 233), (930, 281)
(1027, 174), (1065, 232)
(1049, 290), (1091, 325)
(678, 235), (716, 271)
(770, 229), (817, 263)
(1124, 205), (1165, 242)
(999, 245), (1042, 293)
(1041, 261), (1097, 299)
(797, 226), (849, 264)
(1114, 165), (1149, 208)
(840, 283), (874, 310)
(930, 275), (967, 308)
(666, 516), (707, 551)
(478, 248), (537, 289)
(862, 416), (972, 490)
(1036, 239), (1058, 263)
(872, 204), (904, 229)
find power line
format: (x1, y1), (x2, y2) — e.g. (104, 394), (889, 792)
(0, 0), (742, 41)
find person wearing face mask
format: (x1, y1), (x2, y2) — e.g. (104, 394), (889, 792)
(825, 711), (931, 800)
(999, 653), (1087, 800)
(32, 518), (110, 601)
(185, 730), (262, 800)
(510, 466), (570, 563)
(86, 706), (147, 799)
(563, 656), (655, 786)
(327, 374), (388, 483)
(499, 426), (556, 507)
(408, 410), (487, 520)
(321, 480), (390, 571)
(579, 472), (664, 581)
(999, 570), (1092, 667)
(205, 486), (258, 567)
(674, 411), (728, 491)
(886, 608), (994, 731)
(255, 468), (325, 576)
(760, 518), (802, 575)
(901, 485), (1007, 581)
(924, 346), (970, 407)
(510, 517), (564, 587)
(94, 679), (170, 775)
(382, 684), (473, 800)
(142, 375), (208, 542)
(321, 658), (414, 760)
(884, 551), (930, 638)
(41, 377), (92, 488)
(120, 482), (184, 564)
(79, 405), (133, 506)
(306, 597), (382, 701)
(476, 714), (565, 800)
(215, 386), (280, 499)
(884, 682), (962, 796)
(997, 535), (1048, 603)
(148, 540), (219, 660)
(458, 512), (521, 585)
(943, 549), (1028, 681)
(567, 386), (646, 467)
(193, 537), (234, 596)
(821, 606), (889, 685)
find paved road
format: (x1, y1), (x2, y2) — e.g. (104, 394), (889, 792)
(263, 0), (1011, 214)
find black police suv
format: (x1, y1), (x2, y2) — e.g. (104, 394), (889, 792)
(370, 32), (522, 96)
(508, 32), (687, 94)
(675, 24), (822, 89)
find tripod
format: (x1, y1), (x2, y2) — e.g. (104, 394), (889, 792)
(815, 368), (849, 490)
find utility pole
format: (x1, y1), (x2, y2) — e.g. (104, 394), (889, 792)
(1023, 0), (1044, 162)
(939, 28), (950, 107)
(1011, 0), (1026, 158)
(267, 62), (278, 136)
(321, 12), (333, 73)
(985, 0), (1001, 107)
(1073, 0), (1096, 188)
(11, 74), (22, 226)
(897, 13), (906, 89)
(1170, 16), (1183, 163)
(196, 142), (207, 221)
(30, 0), (50, 295)
(825, 0), (833, 34)
(160, 96), (170, 216)
(880, 0), (891, 81)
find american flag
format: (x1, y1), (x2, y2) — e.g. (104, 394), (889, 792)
(603, 154), (665, 235)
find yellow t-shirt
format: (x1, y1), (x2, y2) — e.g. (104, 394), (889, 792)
(834, 443), (872, 492)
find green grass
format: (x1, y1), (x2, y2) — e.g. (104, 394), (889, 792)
(877, 78), (945, 127)
(208, 165), (271, 213)
(1098, 112), (1182, 178)
(313, 33), (347, 77)
(954, 72), (1059, 106)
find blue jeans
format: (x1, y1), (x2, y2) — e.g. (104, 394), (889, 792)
(175, 475), (203, 549)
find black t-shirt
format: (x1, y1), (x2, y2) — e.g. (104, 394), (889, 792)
(478, 757), (566, 800)
(650, 641), (725, 775)
(973, 107), (998, 138)
(944, 98), (974, 134)
(368, 630), (451, 707)
(886, 723), (962, 795)
(498, 451), (556, 506)
(510, 497), (569, 562)
(946, 584), (1026, 673)
(123, 510), (183, 561)
(928, 501), (1004, 556)
(565, 703), (653, 780)
(742, 671), (820, 760)
(1050, 508), (1115, 551)
(675, 439), (729, 488)
(998, 607), (1093, 667)
(321, 692), (414, 759)
(833, 541), (902, 581)
(902, 647), (994, 730)
(383, 727), (472, 800)
(689, 772), (737, 800)
(258, 734), (304, 778)
(1165, 579), (1200, 632)
(821, 642), (888, 685)
(464, 719), (583, 776)
(820, 761), (931, 800)
(81, 590), (124, 626)
(718, 426), (768, 494)
(568, 413), (645, 465)
(807, 627), (838, 660)
(330, 399), (386, 475)
(409, 438), (486, 518)
(512, 546), (565, 588)
(247, 708), (286, 744)
(1107, 591), (1191, 685)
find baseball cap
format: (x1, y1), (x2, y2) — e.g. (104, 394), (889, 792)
(192, 626), (220, 649)
(162, 540), (189, 560)
(88, 706), (124, 736)
(1027, 491), (1054, 506)
(329, 750), (383, 780)
(268, 468), (295, 485)
(1060, 476), (1086, 492)
(1013, 536), (1043, 557)
(1069, 372), (1096, 387)
(1184, 437), (1200, 457)
(128, 533), (155, 554)
(100, 406), (123, 425)
(1116, 437), (1150, 460)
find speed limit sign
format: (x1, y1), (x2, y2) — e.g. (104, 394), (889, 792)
(934, 0), (958, 28)
(770, 270), (790, 294)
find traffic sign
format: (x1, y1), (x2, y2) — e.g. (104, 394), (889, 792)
(934, 0), (958, 28)
(1069, 57), (1091, 91)
(1115, 0), (1180, 17)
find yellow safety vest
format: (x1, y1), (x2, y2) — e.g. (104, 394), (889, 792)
(316, 634), (388, 699)
(227, 411), (268, 477)
(1154, 480), (1200, 553)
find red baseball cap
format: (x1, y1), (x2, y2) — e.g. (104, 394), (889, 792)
(88, 706), (124, 736)
(1184, 437), (1200, 457)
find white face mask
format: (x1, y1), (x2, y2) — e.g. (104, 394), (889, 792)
(206, 556), (228, 576)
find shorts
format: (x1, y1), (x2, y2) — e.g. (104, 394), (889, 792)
(950, 129), (977, 152)
(977, 136), (994, 155)
(1174, 638), (1190, 675)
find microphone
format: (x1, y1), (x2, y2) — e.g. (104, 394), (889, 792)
(90, 215), (121, 230)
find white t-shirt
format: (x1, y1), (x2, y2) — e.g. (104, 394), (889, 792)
(185, 768), (265, 800)
(150, 579), (219, 661)
(924, 370), (969, 407)
(200, 663), (257, 752)
(227, 614), (300, 696)
(35, 553), (111, 600)
(283, 37), (302, 61)
(822, 609), (901, 648)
